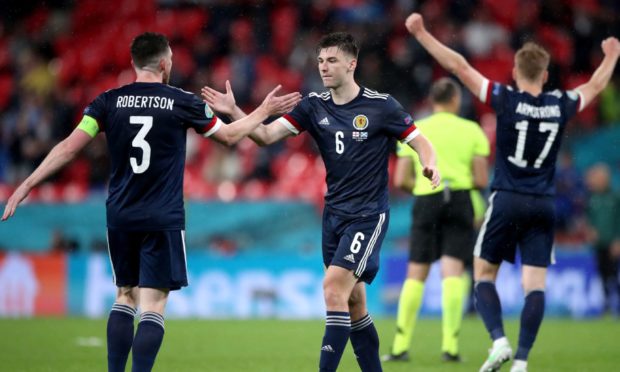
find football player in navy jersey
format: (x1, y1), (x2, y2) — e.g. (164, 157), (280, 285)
(202, 32), (440, 372)
(405, 13), (620, 372)
(2, 32), (300, 372)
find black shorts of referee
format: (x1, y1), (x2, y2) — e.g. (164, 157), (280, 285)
(409, 189), (474, 264)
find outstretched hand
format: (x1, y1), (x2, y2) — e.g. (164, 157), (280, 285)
(602, 37), (620, 57)
(201, 80), (236, 116)
(423, 165), (441, 189)
(2, 184), (30, 221)
(405, 13), (426, 37)
(259, 85), (302, 117)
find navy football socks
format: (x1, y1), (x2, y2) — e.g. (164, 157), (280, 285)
(107, 303), (136, 372)
(350, 313), (382, 372)
(474, 281), (506, 340)
(132, 311), (165, 372)
(319, 311), (351, 372)
(515, 290), (545, 361)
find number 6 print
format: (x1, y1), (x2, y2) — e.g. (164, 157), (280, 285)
(350, 232), (365, 253)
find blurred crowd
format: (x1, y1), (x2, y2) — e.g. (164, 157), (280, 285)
(0, 0), (620, 234)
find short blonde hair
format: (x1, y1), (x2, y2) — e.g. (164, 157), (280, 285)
(515, 42), (550, 82)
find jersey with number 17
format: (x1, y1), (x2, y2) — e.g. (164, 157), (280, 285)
(479, 80), (584, 196)
(83, 82), (223, 230)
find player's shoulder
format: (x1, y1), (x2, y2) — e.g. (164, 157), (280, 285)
(361, 87), (390, 101)
(361, 87), (401, 110)
(307, 90), (332, 101)
(543, 89), (580, 102)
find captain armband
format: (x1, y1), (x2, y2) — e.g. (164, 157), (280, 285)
(76, 115), (101, 137)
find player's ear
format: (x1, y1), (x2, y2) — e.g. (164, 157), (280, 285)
(512, 67), (518, 83)
(348, 58), (357, 73)
(542, 70), (549, 84)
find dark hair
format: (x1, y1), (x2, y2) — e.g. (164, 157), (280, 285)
(130, 32), (170, 68)
(316, 32), (359, 58)
(429, 77), (460, 104)
(515, 42), (550, 82)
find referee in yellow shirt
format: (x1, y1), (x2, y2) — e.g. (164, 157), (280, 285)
(383, 78), (490, 363)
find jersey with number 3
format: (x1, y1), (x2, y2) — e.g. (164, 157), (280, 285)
(480, 80), (583, 196)
(83, 82), (223, 230)
(277, 87), (420, 216)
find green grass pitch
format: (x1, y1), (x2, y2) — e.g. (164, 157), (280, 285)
(0, 317), (617, 371)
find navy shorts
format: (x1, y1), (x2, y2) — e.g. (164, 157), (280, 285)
(106, 228), (188, 290)
(474, 191), (555, 267)
(322, 209), (389, 284)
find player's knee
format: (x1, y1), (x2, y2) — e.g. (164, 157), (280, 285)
(323, 286), (348, 308)
(116, 286), (138, 307)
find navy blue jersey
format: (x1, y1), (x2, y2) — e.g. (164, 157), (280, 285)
(277, 87), (419, 216)
(480, 80), (583, 196)
(84, 82), (222, 230)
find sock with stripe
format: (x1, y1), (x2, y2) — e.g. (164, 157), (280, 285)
(350, 313), (382, 371)
(391, 279), (424, 355)
(442, 276), (465, 355)
(515, 290), (545, 361)
(132, 311), (165, 372)
(107, 303), (137, 372)
(319, 311), (350, 372)
(474, 281), (505, 340)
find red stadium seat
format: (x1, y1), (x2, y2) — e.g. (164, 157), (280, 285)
(0, 74), (13, 110)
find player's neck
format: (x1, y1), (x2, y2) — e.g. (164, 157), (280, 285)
(330, 81), (360, 105)
(135, 70), (164, 84)
(516, 80), (543, 97)
(432, 104), (458, 114)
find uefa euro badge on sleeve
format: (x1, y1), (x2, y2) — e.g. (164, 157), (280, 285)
(204, 103), (214, 119)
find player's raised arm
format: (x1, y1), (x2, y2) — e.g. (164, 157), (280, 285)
(405, 13), (488, 100)
(574, 37), (620, 110)
(406, 133), (441, 189)
(2, 126), (94, 221)
(208, 85), (301, 146)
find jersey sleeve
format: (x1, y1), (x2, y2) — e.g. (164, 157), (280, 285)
(82, 92), (108, 131)
(383, 97), (420, 143)
(275, 96), (312, 135)
(479, 79), (510, 115)
(182, 94), (224, 137)
(561, 89), (585, 121)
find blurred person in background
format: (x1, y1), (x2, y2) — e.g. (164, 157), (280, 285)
(383, 77), (489, 364)
(406, 11), (620, 372)
(203, 31), (440, 372)
(585, 163), (620, 315)
(1, 32), (300, 372)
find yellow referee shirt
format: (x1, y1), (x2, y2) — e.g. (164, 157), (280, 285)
(397, 112), (490, 196)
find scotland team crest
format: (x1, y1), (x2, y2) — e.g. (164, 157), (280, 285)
(352, 115), (369, 130)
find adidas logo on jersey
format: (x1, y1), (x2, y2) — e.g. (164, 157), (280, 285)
(344, 254), (355, 263)
(321, 345), (335, 353)
(318, 117), (330, 125)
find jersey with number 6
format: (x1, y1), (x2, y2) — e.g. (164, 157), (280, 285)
(83, 82), (223, 230)
(479, 80), (583, 196)
(277, 87), (420, 216)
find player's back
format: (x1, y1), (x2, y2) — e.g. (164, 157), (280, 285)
(84, 82), (218, 230)
(482, 82), (581, 196)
